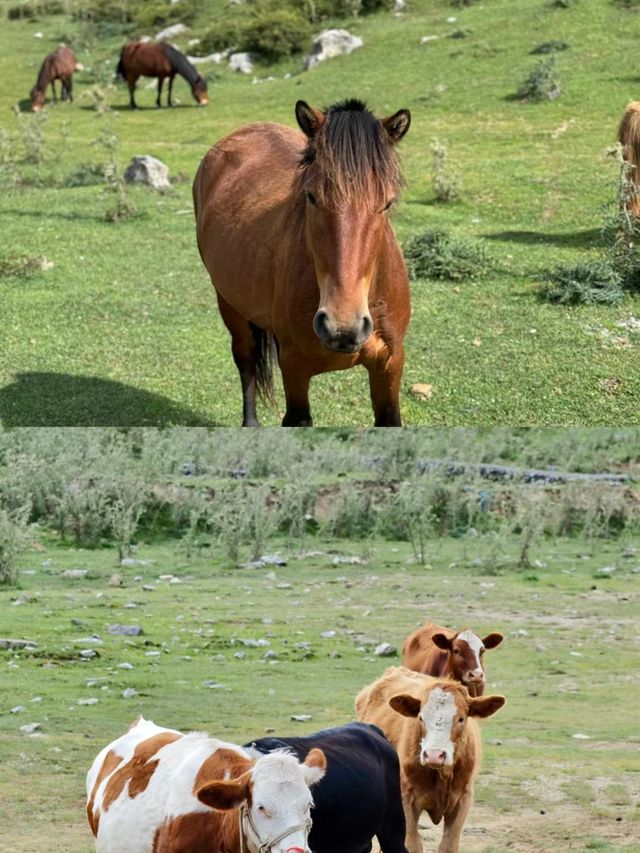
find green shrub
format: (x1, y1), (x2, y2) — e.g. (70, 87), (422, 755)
(0, 255), (49, 278)
(516, 56), (561, 101)
(404, 229), (490, 281)
(243, 6), (312, 60)
(0, 505), (32, 585)
(198, 19), (246, 54)
(7, 0), (64, 19)
(539, 259), (624, 305)
(530, 40), (569, 55)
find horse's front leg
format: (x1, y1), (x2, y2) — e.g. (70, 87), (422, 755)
(167, 74), (175, 106)
(365, 346), (404, 426)
(51, 80), (57, 104)
(279, 350), (313, 427)
(66, 75), (73, 102)
(127, 75), (138, 109)
(156, 77), (164, 107)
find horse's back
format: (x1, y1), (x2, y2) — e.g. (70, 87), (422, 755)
(122, 41), (172, 76)
(193, 122), (306, 324)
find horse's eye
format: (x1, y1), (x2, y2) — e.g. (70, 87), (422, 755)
(381, 198), (395, 212)
(305, 191), (317, 206)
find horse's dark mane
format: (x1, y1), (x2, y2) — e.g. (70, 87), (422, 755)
(160, 42), (202, 87)
(299, 99), (404, 206)
(35, 56), (50, 93)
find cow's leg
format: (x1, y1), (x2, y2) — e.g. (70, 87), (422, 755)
(167, 74), (175, 106)
(216, 292), (260, 427)
(156, 77), (164, 107)
(437, 789), (472, 853)
(377, 778), (409, 853)
(401, 790), (423, 853)
(279, 352), (313, 427)
(365, 347), (404, 427)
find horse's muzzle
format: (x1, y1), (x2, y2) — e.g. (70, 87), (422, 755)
(313, 309), (372, 353)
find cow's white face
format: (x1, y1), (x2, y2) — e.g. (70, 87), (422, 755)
(247, 751), (324, 853)
(197, 748), (326, 853)
(456, 630), (485, 686)
(418, 687), (461, 768)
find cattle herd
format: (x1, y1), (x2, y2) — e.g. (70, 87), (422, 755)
(86, 620), (506, 853)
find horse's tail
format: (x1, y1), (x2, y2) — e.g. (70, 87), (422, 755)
(250, 323), (277, 406)
(618, 101), (640, 214)
(115, 49), (125, 81)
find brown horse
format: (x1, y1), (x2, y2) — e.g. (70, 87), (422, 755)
(116, 41), (208, 109)
(618, 101), (640, 215)
(193, 99), (411, 427)
(31, 46), (81, 111)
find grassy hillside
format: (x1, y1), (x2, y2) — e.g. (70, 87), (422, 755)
(2, 0), (640, 425)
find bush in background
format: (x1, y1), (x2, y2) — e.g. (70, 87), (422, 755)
(404, 228), (490, 280)
(0, 504), (32, 585)
(516, 56), (561, 101)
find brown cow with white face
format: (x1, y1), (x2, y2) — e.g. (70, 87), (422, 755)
(402, 621), (503, 697)
(355, 667), (505, 853)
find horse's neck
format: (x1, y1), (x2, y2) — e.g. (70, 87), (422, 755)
(36, 58), (51, 92)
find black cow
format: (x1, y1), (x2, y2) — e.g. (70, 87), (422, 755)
(245, 722), (407, 853)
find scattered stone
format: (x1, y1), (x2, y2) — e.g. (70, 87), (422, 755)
(331, 555), (365, 565)
(291, 714), (312, 722)
(118, 662), (134, 670)
(320, 630), (336, 638)
(572, 733), (590, 739)
(30, 696), (42, 703)
(0, 639), (37, 650)
(124, 156), (171, 192)
(122, 687), (138, 699)
(374, 642), (397, 657)
(188, 52), (225, 65)
(70, 618), (88, 628)
(19, 722), (41, 734)
(304, 29), (363, 70)
(276, 582), (293, 590)
(203, 680), (226, 689)
(108, 574), (123, 587)
(77, 697), (99, 705)
(79, 649), (98, 659)
(229, 52), (254, 73)
(107, 625), (144, 636)
(155, 22), (190, 40)
(594, 566), (616, 578)
(142, 584), (156, 591)
(263, 650), (278, 660)
(10, 706), (25, 714)
(241, 638), (270, 648)
(420, 35), (440, 44)
(234, 651), (247, 660)
(122, 559), (152, 567)
(409, 383), (434, 401)
(62, 569), (88, 579)
(145, 650), (161, 656)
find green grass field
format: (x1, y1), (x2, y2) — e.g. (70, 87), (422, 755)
(2, 0), (640, 425)
(1, 534), (639, 852)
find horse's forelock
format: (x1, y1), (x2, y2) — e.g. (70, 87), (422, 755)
(299, 100), (403, 207)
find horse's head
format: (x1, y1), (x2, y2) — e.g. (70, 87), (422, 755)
(192, 76), (208, 106)
(296, 99), (410, 354)
(30, 86), (45, 111)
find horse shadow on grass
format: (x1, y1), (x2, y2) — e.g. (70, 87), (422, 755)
(484, 228), (604, 248)
(0, 372), (219, 426)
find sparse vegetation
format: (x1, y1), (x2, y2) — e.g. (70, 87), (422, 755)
(430, 137), (462, 202)
(516, 55), (561, 101)
(404, 228), (490, 280)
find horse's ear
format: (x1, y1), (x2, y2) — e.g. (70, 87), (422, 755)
(382, 109), (411, 144)
(296, 101), (325, 138)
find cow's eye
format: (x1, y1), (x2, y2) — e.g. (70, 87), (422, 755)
(305, 191), (317, 206)
(458, 717), (465, 724)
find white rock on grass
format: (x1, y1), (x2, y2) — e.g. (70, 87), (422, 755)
(374, 642), (397, 657)
(156, 23), (190, 40)
(188, 52), (225, 65)
(229, 52), (254, 73)
(124, 156), (171, 192)
(122, 688), (138, 699)
(304, 29), (363, 70)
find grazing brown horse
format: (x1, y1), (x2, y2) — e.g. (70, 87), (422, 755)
(116, 41), (208, 109)
(31, 46), (81, 111)
(193, 99), (411, 427)
(618, 101), (640, 215)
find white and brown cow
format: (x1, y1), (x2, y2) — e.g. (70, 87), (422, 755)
(86, 716), (326, 853)
(355, 667), (505, 853)
(401, 621), (503, 697)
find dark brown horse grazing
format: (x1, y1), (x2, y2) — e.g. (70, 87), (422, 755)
(193, 99), (411, 427)
(31, 46), (82, 112)
(116, 41), (208, 109)
(618, 101), (640, 215)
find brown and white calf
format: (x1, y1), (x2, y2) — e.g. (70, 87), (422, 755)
(355, 667), (505, 853)
(401, 621), (503, 697)
(86, 716), (326, 853)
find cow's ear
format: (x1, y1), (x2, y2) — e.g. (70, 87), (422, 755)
(196, 770), (252, 810)
(389, 693), (421, 717)
(296, 101), (325, 138)
(303, 747), (326, 785)
(468, 695), (505, 718)
(481, 632), (504, 650)
(432, 633), (452, 651)
(382, 109), (411, 144)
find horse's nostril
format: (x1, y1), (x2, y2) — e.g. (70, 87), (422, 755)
(361, 314), (373, 340)
(313, 309), (330, 339)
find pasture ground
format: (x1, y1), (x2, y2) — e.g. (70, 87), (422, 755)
(1, 534), (638, 852)
(2, 0), (640, 425)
